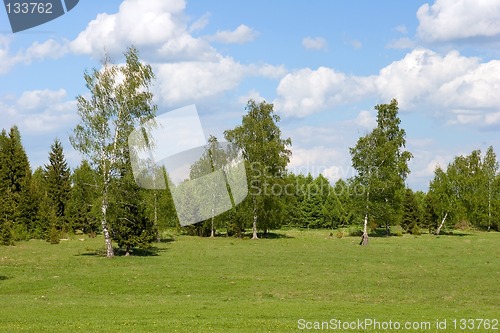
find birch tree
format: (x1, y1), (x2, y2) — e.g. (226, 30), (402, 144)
(224, 100), (291, 239)
(482, 147), (498, 231)
(350, 99), (412, 245)
(70, 47), (156, 257)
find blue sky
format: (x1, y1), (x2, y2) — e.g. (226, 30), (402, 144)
(1, 0), (499, 191)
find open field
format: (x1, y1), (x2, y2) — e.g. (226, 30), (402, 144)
(0, 230), (499, 332)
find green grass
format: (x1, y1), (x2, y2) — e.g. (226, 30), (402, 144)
(0, 230), (499, 332)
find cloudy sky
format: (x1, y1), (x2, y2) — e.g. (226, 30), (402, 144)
(1, 0), (499, 190)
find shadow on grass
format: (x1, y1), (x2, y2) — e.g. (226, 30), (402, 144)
(368, 229), (391, 238)
(78, 246), (167, 257)
(0, 275), (9, 281)
(436, 231), (474, 237)
(157, 236), (176, 243)
(257, 232), (294, 239)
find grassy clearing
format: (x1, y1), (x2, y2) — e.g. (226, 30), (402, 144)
(0, 230), (499, 332)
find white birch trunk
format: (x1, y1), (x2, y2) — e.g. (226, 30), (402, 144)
(252, 196), (258, 239)
(360, 213), (369, 245)
(360, 189), (369, 245)
(436, 212), (448, 235)
(101, 191), (114, 257)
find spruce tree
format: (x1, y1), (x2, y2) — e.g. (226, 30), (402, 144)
(401, 188), (421, 234)
(109, 166), (157, 256)
(44, 139), (71, 234)
(0, 126), (31, 242)
(66, 160), (100, 235)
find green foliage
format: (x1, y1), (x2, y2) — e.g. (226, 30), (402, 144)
(401, 188), (421, 234)
(427, 146), (500, 231)
(70, 47), (157, 256)
(44, 139), (71, 232)
(391, 225), (404, 236)
(224, 100), (292, 236)
(66, 160), (100, 235)
(350, 99), (412, 236)
(109, 168), (157, 255)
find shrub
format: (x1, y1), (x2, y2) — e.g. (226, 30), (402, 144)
(391, 225), (404, 236)
(410, 224), (421, 235)
(454, 220), (472, 231)
(349, 226), (362, 237)
(368, 220), (378, 233)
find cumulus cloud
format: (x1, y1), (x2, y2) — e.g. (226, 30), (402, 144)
(0, 89), (77, 134)
(207, 24), (258, 44)
(375, 48), (500, 115)
(354, 110), (377, 129)
(0, 36), (67, 74)
(69, 0), (216, 60)
(302, 37), (327, 50)
(274, 47), (500, 129)
(417, 0), (500, 42)
(238, 89), (266, 105)
(153, 56), (245, 105)
(274, 67), (375, 117)
(0, 35), (22, 74)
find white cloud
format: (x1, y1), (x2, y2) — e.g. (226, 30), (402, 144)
(70, 0), (213, 60)
(17, 89), (67, 111)
(207, 24), (258, 44)
(0, 35), (22, 74)
(417, 0), (500, 42)
(189, 12), (211, 33)
(0, 36), (66, 74)
(274, 67), (375, 117)
(153, 56), (245, 105)
(25, 39), (69, 61)
(0, 89), (77, 134)
(354, 110), (377, 129)
(302, 37), (327, 50)
(238, 89), (266, 105)
(386, 37), (416, 49)
(274, 47), (500, 129)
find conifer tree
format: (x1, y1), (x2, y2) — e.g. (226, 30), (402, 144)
(44, 139), (71, 234)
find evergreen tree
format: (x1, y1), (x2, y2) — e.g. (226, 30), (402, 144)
(0, 126), (31, 243)
(44, 139), (71, 233)
(109, 166), (157, 256)
(401, 188), (421, 234)
(66, 160), (100, 235)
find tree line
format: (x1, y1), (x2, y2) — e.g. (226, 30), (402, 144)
(1, 47), (499, 252)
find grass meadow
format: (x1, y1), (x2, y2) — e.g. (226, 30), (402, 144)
(0, 229), (499, 332)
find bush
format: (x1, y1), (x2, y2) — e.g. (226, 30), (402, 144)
(48, 227), (60, 244)
(349, 226), (362, 237)
(454, 220), (472, 231)
(410, 224), (421, 235)
(391, 225), (404, 236)
(335, 230), (345, 239)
